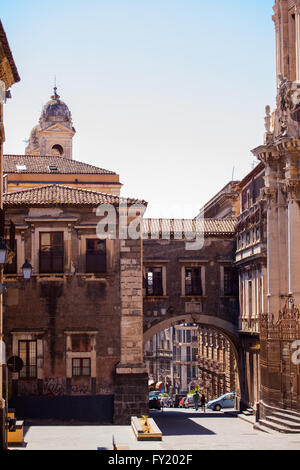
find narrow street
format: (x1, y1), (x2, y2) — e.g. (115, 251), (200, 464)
(10, 408), (300, 451)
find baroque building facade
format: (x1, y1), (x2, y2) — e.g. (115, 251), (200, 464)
(250, 0), (300, 427)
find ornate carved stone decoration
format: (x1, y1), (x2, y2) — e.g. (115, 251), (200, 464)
(285, 179), (300, 201)
(259, 297), (300, 341)
(275, 77), (300, 139)
(264, 105), (274, 144)
(263, 187), (277, 206)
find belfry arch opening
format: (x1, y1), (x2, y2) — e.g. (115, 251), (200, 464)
(144, 315), (240, 403)
(51, 144), (64, 156)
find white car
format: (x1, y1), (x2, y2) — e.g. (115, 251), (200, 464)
(207, 392), (235, 411)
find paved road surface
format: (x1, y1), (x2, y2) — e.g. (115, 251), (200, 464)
(9, 408), (300, 450)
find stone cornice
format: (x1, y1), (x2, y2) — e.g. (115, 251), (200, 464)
(275, 137), (300, 153)
(251, 145), (279, 165)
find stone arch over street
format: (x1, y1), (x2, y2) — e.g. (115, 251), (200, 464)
(143, 313), (242, 398)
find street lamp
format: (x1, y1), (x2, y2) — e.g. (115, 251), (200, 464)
(0, 238), (8, 265)
(22, 260), (32, 280)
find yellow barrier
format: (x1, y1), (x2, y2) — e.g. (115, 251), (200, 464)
(7, 409), (25, 446)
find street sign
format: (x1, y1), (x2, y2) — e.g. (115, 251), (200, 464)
(7, 356), (24, 373)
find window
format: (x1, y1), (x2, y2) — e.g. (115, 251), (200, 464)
(18, 340), (37, 379)
(39, 232), (64, 273)
(246, 190), (251, 209)
(186, 330), (191, 343)
(224, 267), (238, 296)
(192, 348), (198, 362)
(187, 365), (191, 382)
(72, 358), (91, 377)
(86, 239), (106, 273)
(48, 164), (58, 173)
(145, 267), (163, 296)
(185, 267), (202, 296)
(248, 280), (253, 318)
(256, 226), (260, 242)
(186, 346), (191, 362)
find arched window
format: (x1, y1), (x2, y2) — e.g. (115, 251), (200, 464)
(51, 144), (64, 156)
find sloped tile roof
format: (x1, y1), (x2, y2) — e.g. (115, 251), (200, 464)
(3, 184), (147, 207)
(0, 20), (20, 85)
(3, 154), (117, 175)
(143, 218), (237, 237)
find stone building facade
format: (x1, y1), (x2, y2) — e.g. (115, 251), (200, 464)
(142, 219), (241, 399)
(172, 324), (199, 394)
(250, 0), (300, 423)
(3, 185), (148, 424)
(144, 327), (173, 391)
(235, 163), (267, 409)
(0, 19), (20, 450)
(198, 326), (237, 402)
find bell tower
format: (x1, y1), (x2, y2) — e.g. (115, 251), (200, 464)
(25, 88), (76, 159)
(273, 0), (300, 83)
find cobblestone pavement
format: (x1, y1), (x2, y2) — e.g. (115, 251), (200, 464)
(9, 408), (300, 451)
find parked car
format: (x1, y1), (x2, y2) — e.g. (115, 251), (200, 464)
(149, 391), (161, 410)
(184, 394), (196, 408)
(207, 392), (235, 411)
(173, 394), (186, 408)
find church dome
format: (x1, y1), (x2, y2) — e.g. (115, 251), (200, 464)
(40, 88), (73, 128)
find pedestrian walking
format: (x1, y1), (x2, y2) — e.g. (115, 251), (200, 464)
(201, 394), (206, 412)
(193, 390), (200, 411)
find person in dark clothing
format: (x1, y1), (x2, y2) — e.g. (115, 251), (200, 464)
(201, 394), (206, 412)
(193, 391), (200, 411)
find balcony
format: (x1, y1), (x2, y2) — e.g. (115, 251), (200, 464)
(239, 318), (259, 335)
(198, 357), (225, 374)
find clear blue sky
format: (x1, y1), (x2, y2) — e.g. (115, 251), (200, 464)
(1, 0), (275, 218)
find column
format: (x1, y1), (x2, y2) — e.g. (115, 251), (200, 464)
(114, 235), (148, 424)
(285, 148), (300, 304)
(263, 154), (282, 318)
(287, 189), (300, 300)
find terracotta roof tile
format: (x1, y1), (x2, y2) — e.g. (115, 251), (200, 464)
(3, 154), (117, 175)
(143, 218), (237, 236)
(3, 184), (147, 207)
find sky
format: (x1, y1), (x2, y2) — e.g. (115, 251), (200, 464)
(1, 0), (276, 218)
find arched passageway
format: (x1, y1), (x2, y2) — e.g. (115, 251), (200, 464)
(144, 314), (241, 401)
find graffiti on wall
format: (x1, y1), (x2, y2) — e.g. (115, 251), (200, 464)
(71, 384), (89, 395)
(43, 377), (66, 396)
